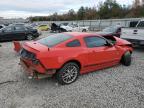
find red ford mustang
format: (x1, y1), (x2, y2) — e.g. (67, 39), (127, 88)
(20, 32), (133, 85)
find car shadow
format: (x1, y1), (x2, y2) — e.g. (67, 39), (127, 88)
(133, 46), (144, 52)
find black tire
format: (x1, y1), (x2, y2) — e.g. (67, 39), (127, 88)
(56, 62), (80, 85)
(82, 29), (86, 32)
(121, 51), (131, 66)
(27, 34), (34, 40)
(58, 30), (62, 33)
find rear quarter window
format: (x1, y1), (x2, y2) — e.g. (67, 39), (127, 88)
(66, 40), (81, 47)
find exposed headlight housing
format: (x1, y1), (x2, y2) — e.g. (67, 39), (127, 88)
(32, 59), (40, 65)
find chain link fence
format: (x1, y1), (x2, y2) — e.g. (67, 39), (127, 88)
(34, 18), (143, 31)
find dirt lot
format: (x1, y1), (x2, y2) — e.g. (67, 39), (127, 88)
(0, 32), (144, 108)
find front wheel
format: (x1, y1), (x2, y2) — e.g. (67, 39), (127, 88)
(27, 34), (34, 40)
(121, 51), (132, 66)
(56, 62), (79, 85)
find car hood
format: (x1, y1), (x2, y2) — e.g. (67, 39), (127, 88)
(115, 37), (132, 46)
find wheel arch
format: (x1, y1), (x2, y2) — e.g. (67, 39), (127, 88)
(123, 49), (133, 55)
(60, 59), (82, 71)
(121, 49), (132, 61)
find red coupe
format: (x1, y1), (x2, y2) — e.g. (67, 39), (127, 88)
(20, 32), (133, 85)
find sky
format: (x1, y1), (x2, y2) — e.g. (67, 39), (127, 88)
(0, 0), (133, 19)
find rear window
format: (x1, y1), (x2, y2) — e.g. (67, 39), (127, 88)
(38, 34), (73, 47)
(129, 21), (138, 27)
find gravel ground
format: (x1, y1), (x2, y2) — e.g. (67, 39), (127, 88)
(0, 32), (144, 108)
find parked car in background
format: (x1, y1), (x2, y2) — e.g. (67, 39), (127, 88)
(30, 23), (38, 28)
(20, 32), (133, 85)
(96, 25), (122, 38)
(59, 23), (69, 26)
(37, 24), (49, 31)
(51, 23), (67, 33)
(0, 25), (39, 42)
(121, 19), (144, 46)
(10, 23), (25, 26)
(60, 23), (89, 32)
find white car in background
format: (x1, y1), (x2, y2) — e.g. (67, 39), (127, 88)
(121, 19), (144, 46)
(60, 23), (89, 32)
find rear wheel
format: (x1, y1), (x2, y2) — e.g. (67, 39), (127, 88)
(121, 51), (131, 66)
(56, 62), (79, 85)
(27, 34), (34, 40)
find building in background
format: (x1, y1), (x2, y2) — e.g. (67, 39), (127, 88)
(0, 18), (28, 25)
(134, 0), (144, 7)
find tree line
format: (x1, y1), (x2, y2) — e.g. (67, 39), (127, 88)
(29, 0), (144, 22)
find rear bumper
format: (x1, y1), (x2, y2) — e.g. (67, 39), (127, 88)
(20, 59), (56, 79)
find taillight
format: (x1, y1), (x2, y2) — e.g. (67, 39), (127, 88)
(20, 48), (36, 60)
(20, 48), (40, 65)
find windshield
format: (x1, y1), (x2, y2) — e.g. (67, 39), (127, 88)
(102, 26), (118, 33)
(38, 33), (73, 47)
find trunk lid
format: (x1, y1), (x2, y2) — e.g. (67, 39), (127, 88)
(22, 41), (49, 53)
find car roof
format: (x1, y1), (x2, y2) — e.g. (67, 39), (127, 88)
(64, 32), (101, 38)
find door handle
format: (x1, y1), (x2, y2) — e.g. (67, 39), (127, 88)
(133, 30), (138, 34)
(92, 50), (98, 53)
(134, 30), (138, 32)
(133, 32), (137, 34)
(90, 50), (95, 53)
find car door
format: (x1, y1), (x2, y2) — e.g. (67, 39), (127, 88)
(0, 26), (15, 41)
(83, 36), (120, 72)
(14, 26), (27, 40)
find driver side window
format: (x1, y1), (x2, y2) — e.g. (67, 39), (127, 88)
(84, 36), (107, 48)
(15, 26), (25, 31)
